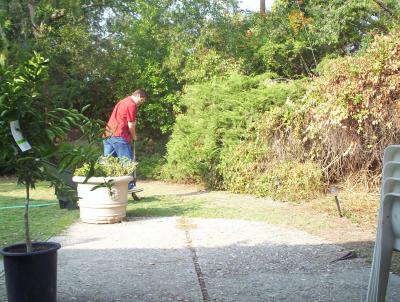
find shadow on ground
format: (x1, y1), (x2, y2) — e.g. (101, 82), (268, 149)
(2, 240), (399, 302)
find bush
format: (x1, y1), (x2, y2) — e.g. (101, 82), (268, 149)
(218, 113), (323, 202)
(301, 30), (400, 184)
(137, 153), (166, 180)
(163, 30), (400, 200)
(255, 161), (323, 201)
(162, 71), (306, 188)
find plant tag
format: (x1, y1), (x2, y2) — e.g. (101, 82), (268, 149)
(10, 120), (32, 152)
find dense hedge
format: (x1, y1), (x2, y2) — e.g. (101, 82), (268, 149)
(162, 72), (312, 197)
(219, 104), (323, 201)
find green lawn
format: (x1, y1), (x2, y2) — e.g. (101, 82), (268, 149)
(0, 178), (79, 249)
(126, 194), (326, 231)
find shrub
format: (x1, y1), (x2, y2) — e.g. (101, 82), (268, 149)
(164, 30), (400, 200)
(162, 71), (306, 188)
(137, 153), (165, 180)
(301, 30), (400, 184)
(219, 114), (323, 202)
(253, 161), (323, 202)
(74, 156), (137, 177)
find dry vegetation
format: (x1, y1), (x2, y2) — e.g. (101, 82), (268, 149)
(305, 31), (400, 184)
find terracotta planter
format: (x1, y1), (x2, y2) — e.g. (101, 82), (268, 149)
(72, 175), (133, 224)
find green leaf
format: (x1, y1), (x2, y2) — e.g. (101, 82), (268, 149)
(45, 129), (56, 141)
(81, 104), (91, 113)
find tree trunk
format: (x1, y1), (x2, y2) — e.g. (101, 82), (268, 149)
(372, 0), (398, 19)
(0, 22), (8, 63)
(24, 182), (32, 253)
(27, 0), (41, 38)
(260, 0), (266, 14)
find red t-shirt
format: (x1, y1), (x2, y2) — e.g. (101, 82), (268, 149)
(105, 96), (137, 143)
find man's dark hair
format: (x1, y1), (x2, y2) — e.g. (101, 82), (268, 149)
(133, 88), (147, 99)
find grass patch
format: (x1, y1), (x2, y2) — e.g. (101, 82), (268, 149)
(127, 194), (329, 232)
(306, 190), (379, 228)
(0, 177), (79, 249)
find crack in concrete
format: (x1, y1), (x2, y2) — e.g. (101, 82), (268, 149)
(179, 217), (210, 302)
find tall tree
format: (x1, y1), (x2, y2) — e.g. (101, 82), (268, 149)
(240, 0), (400, 77)
(260, 0), (266, 14)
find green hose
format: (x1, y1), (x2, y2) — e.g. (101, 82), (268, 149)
(0, 203), (58, 211)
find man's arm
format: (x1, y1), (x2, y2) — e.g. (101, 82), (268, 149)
(128, 121), (136, 141)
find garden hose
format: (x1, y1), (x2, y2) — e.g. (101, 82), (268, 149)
(0, 203), (58, 211)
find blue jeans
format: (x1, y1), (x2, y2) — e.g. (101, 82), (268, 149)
(103, 137), (135, 189)
(103, 136), (135, 160)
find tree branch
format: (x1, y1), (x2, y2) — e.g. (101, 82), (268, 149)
(27, 0), (42, 38)
(372, 0), (398, 19)
(0, 22), (9, 63)
(48, 2), (108, 23)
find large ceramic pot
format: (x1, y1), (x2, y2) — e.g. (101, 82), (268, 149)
(72, 175), (133, 224)
(0, 241), (61, 302)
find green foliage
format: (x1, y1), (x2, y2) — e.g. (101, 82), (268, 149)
(217, 28), (400, 198)
(217, 100), (323, 202)
(101, 0), (243, 135)
(0, 52), (96, 182)
(74, 156), (137, 177)
(240, 0), (400, 77)
(218, 29), (400, 198)
(258, 160), (322, 203)
(162, 72), (306, 188)
(0, 52), (99, 250)
(2, 0), (399, 139)
(221, 145), (323, 202)
(137, 153), (166, 180)
(2, 0), (400, 203)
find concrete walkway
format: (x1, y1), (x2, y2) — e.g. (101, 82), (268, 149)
(2, 216), (400, 301)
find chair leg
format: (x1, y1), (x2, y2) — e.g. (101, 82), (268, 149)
(367, 198), (394, 302)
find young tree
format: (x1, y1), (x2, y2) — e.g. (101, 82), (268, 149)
(0, 52), (98, 251)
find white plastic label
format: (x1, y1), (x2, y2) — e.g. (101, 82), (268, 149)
(10, 120), (32, 152)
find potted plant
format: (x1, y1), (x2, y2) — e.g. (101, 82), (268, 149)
(0, 53), (98, 302)
(72, 156), (137, 224)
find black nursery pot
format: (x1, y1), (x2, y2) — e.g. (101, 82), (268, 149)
(0, 241), (61, 302)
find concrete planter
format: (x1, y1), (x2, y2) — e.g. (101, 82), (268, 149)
(72, 176), (133, 224)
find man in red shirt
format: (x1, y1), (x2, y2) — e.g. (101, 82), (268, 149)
(103, 88), (147, 191)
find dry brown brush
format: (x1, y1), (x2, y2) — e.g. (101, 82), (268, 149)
(302, 31), (400, 188)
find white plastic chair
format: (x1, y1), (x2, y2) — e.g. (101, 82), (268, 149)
(367, 145), (400, 301)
